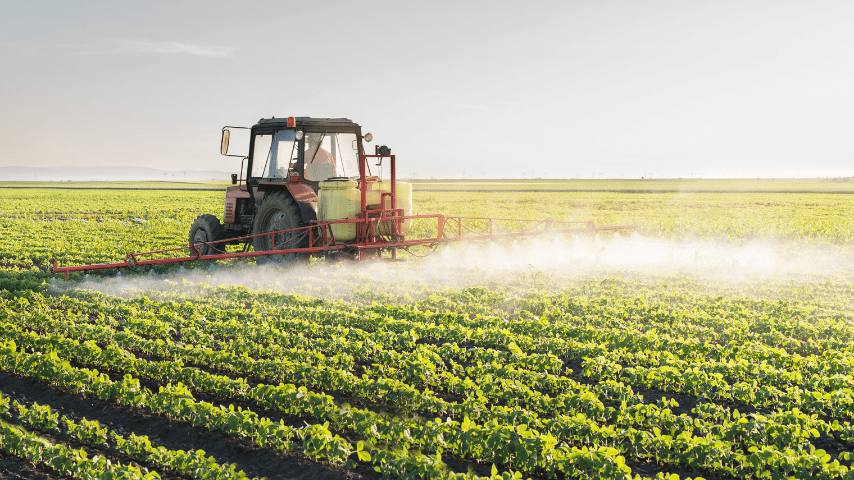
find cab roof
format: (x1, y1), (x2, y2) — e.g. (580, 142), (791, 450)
(257, 117), (356, 125)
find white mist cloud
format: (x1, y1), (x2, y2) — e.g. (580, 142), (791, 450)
(57, 234), (854, 302)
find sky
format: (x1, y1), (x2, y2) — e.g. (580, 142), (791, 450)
(1, 0), (853, 179)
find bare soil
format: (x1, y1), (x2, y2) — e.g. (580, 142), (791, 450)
(0, 455), (62, 480)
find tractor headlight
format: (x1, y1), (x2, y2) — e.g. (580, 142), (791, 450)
(364, 133), (373, 143)
(295, 130), (304, 140)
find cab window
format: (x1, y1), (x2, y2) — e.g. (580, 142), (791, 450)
(250, 130), (298, 178)
(304, 132), (360, 182)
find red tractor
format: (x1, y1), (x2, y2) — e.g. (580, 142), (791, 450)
(193, 116), (383, 262)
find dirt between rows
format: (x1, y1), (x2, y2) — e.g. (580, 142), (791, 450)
(1, 455), (62, 480)
(0, 371), (381, 480)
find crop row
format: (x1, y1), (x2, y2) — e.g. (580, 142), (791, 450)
(3, 392), (257, 479)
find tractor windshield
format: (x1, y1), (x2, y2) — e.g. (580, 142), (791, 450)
(304, 132), (360, 181)
(250, 130), (360, 181)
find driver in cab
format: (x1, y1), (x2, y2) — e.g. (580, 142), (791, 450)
(303, 133), (336, 181)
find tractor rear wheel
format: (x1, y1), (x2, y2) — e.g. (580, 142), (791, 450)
(251, 191), (309, 264)
(188, 214), (225, 256)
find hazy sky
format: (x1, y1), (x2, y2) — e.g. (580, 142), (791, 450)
(2, 0), (853, 179)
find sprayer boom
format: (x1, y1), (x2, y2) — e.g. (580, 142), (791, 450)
(52, 215), (637, 279)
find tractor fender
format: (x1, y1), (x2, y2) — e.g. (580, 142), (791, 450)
(284, 182), (318, 224)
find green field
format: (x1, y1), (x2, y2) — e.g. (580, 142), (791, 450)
(1, 180), (853, 480)
(0, 180), (228, 190)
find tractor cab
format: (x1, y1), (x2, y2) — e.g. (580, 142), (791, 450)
(245, 117), (366, 188)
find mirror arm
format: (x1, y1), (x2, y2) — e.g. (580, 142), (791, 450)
(220, 126), (251, 157)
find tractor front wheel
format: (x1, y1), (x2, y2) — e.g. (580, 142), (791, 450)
(251, 191), (309, 264)
(188, 214), (225, 256)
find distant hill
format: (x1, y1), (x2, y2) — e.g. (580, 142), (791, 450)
(0, 166), (231, 182)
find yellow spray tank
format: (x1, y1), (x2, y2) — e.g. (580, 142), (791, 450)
(318, 177), (412, 242)
(367, 179), (412, 236)
(317, 179), (361, 242)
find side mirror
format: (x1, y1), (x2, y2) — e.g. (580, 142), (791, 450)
(220, 129), (230, 155)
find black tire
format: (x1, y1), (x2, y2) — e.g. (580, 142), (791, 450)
(251, 191), (309, 264)
(188, 214), (225, 256)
